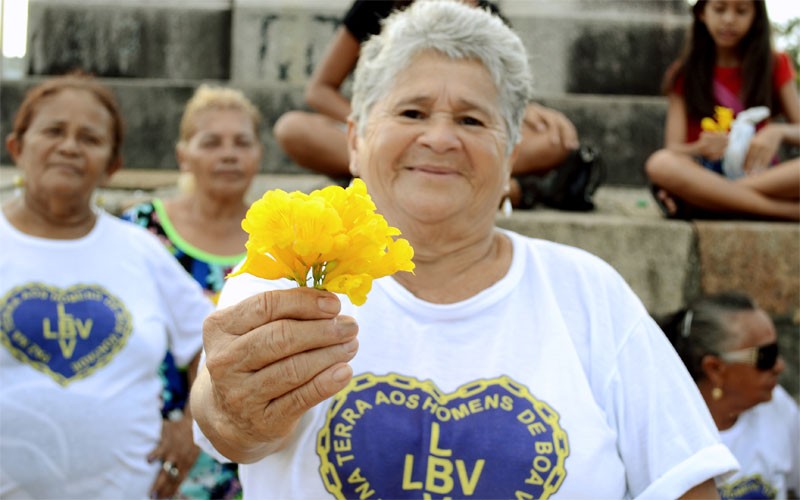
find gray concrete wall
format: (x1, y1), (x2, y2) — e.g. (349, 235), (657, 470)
(27, 1), (231, 80)
(2, 0), (697, 186)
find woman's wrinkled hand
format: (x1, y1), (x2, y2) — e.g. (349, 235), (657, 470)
(148, 417), (200, 499)
(744, 124), (782, 174)
(194, 287), (359, 463)
(697, 131), (728, 161)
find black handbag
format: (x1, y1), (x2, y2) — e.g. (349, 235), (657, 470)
(537, 145), (604, 211)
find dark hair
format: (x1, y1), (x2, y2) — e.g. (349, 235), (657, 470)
(662, 0), (775, 120)
(11, 71), (125, 168)
(657, 291), (757, 381)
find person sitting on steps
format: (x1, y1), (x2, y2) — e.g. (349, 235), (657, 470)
(273, 0), (598, 211)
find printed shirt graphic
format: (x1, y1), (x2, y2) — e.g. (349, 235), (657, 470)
(719, 474), (777, 499)
(1, 283), (132, 385)
(200, 230), (737, 498)
(318, 373), (568, 499)
(0, 209), (209, 499)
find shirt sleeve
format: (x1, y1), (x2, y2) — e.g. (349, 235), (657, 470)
(773, 52), (797, 91)
(149, 239), (211, 367)
(341, 0), (397, 43)
(603, 315), (739, 498)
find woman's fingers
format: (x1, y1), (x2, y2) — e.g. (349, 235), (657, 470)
(203, 287), (341, 349)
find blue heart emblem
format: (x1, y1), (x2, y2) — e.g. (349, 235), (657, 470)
(318, 373), (569, 499)
(0, 283), (132, 385)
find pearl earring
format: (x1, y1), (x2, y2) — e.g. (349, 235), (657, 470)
(501, 196), (513, 217)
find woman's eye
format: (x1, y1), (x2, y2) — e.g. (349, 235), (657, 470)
(399, 109), (424, 119)
(81, 134), (101, 145)
(459, 116), (485, 127)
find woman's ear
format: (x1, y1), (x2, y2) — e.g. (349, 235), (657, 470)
(346, 119), (359, 178)
(700, 354), (725, 387)
(175, 142), (190, 173)
(5, 133), (21, 163)
(98, 157), (123, 187)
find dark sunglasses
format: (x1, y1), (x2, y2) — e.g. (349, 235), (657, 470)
(718, 342), (779, 371)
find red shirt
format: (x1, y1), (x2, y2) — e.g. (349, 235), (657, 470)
(673, 52), (796, 142)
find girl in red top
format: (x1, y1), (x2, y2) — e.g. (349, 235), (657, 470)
(646, 0), (799, 221)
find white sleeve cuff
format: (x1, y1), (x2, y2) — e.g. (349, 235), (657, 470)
(635, 443), (739, 499)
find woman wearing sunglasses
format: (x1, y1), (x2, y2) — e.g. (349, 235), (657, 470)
(659, 291), (799, 498)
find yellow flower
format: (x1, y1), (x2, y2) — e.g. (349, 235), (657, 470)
(701, 106), (734, 133)
(230, 179), (415, 306)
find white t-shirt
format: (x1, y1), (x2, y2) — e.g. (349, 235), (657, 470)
(717, 385), (800, 499)
(0, 209), (211, 499)
(197, 230), (738, 499)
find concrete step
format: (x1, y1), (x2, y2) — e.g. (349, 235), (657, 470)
(1, 166), (796, 396)
(2, 166), (795, 317)
(25, 0), (688, 95)
(27, 0), (231, 80)
(0, 78), (667, 186)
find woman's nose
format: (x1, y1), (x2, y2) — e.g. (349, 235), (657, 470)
(772, 355), (785, 375)
(56, 134), (80, 155)
(418, 117), (460, 153)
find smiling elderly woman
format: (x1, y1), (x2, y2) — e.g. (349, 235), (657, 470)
(191, 1), (738, 498)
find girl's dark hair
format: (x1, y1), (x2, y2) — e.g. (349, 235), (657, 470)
(657, 291), (757, 381)
(663, 0), (775, 120)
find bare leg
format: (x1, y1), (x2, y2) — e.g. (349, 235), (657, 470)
(738, 157), (800, 200)
(273, 111), (350, 178)
(511, 119), (573, 176)
(645, 149), (800, 221)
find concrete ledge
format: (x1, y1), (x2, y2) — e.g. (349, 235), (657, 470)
(498, 209), (698, 316)
(1, 167), (796, 396)
(0, 79), (666, 187)
(695, 221), (800, 317)
(27, 2), (231, 80)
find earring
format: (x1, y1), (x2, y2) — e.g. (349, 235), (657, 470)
(500, 196), (513, 217)
(711, 387), (723, 401)
(177, 171), (196, 195)
(13, 174), (25, 196)
(92, 191), (106, 210)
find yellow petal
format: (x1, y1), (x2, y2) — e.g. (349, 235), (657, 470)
(323, 273), (374, 306)
(701, 117), (720, 132)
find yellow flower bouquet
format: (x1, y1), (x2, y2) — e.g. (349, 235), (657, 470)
(230, 179), (415, 306)
(701, 106), (734, 133)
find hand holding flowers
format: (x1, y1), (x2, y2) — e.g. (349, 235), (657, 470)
(230, 179), (415, 306)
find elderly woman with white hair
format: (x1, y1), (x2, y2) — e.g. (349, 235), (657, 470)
(191, 1), (737, 497)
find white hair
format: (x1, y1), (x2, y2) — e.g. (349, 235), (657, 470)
(350, 0), (532, 153)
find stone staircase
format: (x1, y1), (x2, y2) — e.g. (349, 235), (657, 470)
(1, 0), (797, 395)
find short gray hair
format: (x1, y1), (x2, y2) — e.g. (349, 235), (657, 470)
(350, 0), (532, 153)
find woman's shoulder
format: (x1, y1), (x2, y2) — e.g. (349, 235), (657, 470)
(510, 230), (648, 318)
(101, 210), (173, 256)
(772, 51), (796, 85)
(511, 231), (620, 276)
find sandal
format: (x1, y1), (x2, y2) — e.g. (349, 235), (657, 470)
(649, 184), (691, 220)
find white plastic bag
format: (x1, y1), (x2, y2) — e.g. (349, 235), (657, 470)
(722, 106), (770, 179)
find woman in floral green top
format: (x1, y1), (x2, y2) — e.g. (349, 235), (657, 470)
(123, 84), (263, 499)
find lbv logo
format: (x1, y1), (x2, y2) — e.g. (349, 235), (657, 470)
(42, 303), (93, 359)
